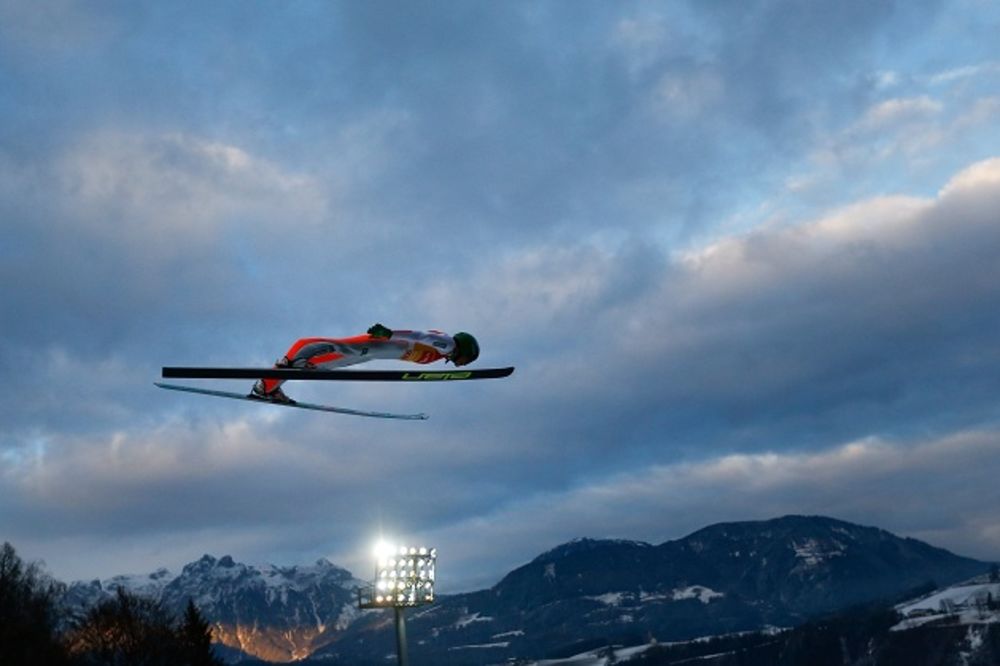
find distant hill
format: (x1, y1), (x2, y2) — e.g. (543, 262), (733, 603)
(561, 573), (1000, 665)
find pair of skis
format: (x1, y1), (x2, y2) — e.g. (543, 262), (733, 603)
(156, 366), (515, 420)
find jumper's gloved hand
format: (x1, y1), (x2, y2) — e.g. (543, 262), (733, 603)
(367, 323), (393, 339)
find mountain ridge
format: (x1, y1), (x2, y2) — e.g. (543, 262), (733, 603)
(59, 515), (992, 664)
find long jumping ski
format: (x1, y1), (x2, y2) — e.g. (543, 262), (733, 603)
(154, 382), (429, 420)
(162, 366), (515, 381)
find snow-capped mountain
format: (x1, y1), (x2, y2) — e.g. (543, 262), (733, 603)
(62, 566), (175, 616)
(60, 516), (991, 664)
(63, 554), (364, 662)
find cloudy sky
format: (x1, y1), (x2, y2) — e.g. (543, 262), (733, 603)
(2, 0), (1000, 593)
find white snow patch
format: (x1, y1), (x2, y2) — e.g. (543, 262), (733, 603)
(968, 624), (985, 649)
(960, 625), (986, 666)
(535, 641), (656, 665)
(587, 592), (628, 606)
(492, 629), (525, 639)
(454, 612), (493, 629)
(832, 526), (857, 540)
(791, 539), (845, 567)
(637, 587), (723, 604)
(333, 602), (361, 631)
(544, 563), (556, 580)
(672, 585), (724, 604)
(447, 642), (509, 651)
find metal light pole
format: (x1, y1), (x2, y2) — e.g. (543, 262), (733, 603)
(358, 543), (437, 666)
(394, 606), (409, 666)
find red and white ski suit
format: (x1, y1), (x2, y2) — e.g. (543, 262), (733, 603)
(257, 330), (456, 395)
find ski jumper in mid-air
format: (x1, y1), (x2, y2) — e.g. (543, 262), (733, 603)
(251, 324), (480, 404)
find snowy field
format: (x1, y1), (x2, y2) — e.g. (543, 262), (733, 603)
(893, 581), (1000, 631)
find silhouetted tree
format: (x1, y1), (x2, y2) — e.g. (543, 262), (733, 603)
(0, 542), (67, 665)
(68, 588), (178, 665)
(178, 598), (222, 666)
(66, 588), (222, 666)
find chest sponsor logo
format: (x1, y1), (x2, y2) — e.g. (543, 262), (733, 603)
(403, 344), (440, 364)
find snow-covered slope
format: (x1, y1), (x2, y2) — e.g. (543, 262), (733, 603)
(894, 576), (1000, 631)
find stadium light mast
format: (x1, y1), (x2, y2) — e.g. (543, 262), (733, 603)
(358, 541), (437, 666)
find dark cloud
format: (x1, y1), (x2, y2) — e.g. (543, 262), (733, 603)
(7, 158), (999, 591)
(2, 2), (1000, 590)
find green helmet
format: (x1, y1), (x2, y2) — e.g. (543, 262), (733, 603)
(452, 332), (480, 365)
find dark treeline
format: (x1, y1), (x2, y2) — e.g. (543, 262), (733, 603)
(0, 542), (222, 666)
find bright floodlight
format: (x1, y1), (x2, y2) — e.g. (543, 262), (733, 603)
(358, 542), (436, 666)
(374, 539), (395, 560)
(360, 543), (437, 608)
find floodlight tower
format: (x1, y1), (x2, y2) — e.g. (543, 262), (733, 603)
(358, 542), (437, 666)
